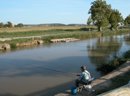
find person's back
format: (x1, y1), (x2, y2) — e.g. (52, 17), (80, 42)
(80, 70), (91, 83)
(75, 66), (91, 87)
(74, 66), (95, 94)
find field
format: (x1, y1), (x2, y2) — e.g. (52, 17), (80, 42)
(0, 25), (130, 49)
(0, 25), (91, 33)
(0, 25), (97, 40)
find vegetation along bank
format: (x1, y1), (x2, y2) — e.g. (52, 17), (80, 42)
(0, 26), (130, 51)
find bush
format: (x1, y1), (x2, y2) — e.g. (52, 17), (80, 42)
(79, 27), (89, 31)
(42, 37), (52, 43)
(97, 64), (116, 74)
(97, 57), (126, 74)
(123, 50), (130, 59)
(10, 43), (17, 49)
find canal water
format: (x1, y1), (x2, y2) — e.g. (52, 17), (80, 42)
(0, 34), (130, 96)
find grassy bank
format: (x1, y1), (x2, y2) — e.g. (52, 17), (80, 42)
(0, 26), (130, 49)
(0, 26), (83, 33)
(0, 25), (96, 33)
(0, 27), (129, 38)
(0, 26), (97, 38)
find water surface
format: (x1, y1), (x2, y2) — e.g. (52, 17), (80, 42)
(0, 34), (130, 96)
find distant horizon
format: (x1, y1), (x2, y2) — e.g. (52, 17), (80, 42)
(0, 0), (130, 24)
(23, 23), (87, 25)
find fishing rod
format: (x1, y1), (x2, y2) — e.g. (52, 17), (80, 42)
(40, 65), (96, 80)
(41, 66), (79, 77)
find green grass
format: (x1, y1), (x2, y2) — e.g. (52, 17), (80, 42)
(0, 28), (130, 50)
(0, 30), (77, 38)
(6, 38), (33, 49)
(0, 28), (129, 38)
(101, 29), (130, 36)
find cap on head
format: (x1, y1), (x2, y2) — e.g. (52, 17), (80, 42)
(80, 66), (86, 70)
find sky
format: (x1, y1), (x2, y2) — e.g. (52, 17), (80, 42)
(0, 0), (130, 24)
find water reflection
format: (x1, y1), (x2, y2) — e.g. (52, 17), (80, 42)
(0, 34), (130, 96)
(0, 56), (90, 77)
(124, 33), (130, 45)
(87, 36), (122, 66)
(0, 41), (100, 96)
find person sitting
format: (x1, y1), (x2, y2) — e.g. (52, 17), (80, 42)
(75, 66), (92, 88)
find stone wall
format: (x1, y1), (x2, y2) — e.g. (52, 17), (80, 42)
(0, 40), (43, 51)
(16, 40), (43, 47)
(98, 81), (130, 96)
(0, 43), (10, 50)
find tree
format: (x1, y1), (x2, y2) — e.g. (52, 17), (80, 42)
(87, 16), (93, 25)
(0, 22), (4, 28)
(89, 0), (112, 31)
(109, 9), (123, 30)
(5, 21), (13, 28)
(124, 15), (130, 26)
(15, 23), (24, 27)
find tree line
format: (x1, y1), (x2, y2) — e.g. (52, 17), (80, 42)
(1, 0), (130, 31)
(87, 0), (130, 31)
(0, 21), (24, 28)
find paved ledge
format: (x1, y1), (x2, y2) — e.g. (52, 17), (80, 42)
(98, 81), (130, 96)
(55, 61), (130, 96)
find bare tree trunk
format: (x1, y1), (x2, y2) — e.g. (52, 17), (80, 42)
(98, 26), (102, 31)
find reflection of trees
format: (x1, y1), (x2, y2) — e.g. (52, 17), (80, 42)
(124, 34), (130, 45)
(87, 37), (122, 66)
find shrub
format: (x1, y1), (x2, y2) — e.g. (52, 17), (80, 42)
(97, 57), (126, 74)
(123, 50), (130, 59)
(10, 43), (17, 49)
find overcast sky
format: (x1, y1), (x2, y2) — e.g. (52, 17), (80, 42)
(0, 0), (130, 24)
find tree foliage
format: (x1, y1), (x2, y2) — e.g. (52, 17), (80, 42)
(87, 16), (93, 25)
(89, 0), (111, 31)
(15, 23), (24, 27)
(4, 21), (14, 28)
(109, 9), (123, 30)
(125, 15), (130, 26)
(0, 21), (24, 28)
(7, 21), (13, 27)
(0, 22), (4, 28)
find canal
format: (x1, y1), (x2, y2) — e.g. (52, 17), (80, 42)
(0, 34), (130, 96)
